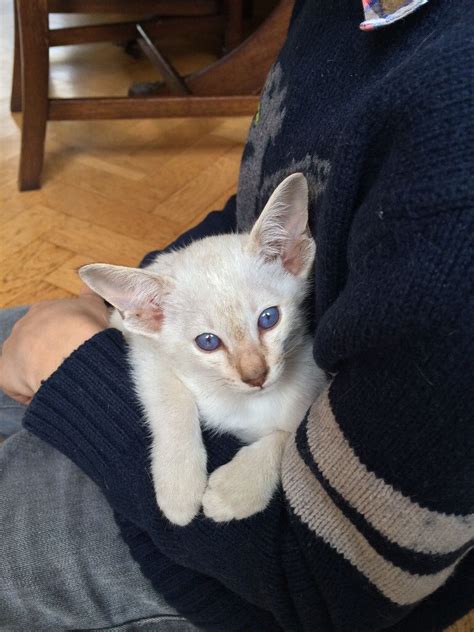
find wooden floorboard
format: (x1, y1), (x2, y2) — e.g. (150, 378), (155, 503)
(0, 0), (251, 305)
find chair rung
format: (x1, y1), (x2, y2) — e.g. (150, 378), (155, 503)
(48, 95), (259, 120)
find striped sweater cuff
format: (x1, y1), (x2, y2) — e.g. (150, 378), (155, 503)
(282, 390), (474, 609)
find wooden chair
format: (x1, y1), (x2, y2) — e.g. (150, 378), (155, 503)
(11, 0), (293, 191)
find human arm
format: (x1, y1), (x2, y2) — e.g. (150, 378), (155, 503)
(0, 293), (109, 404)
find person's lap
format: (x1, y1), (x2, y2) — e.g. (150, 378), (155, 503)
(0, 307), (197, 631)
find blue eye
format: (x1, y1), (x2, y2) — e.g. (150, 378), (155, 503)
(195, 333), (221, 351)
(258, 306), (280, 330)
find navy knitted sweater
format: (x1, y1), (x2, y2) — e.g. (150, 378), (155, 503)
(24, 1), (474, 630)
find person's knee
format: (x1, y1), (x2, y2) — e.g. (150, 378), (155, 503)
(0, 431), (179, 630)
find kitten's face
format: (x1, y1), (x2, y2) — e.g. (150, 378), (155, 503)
(79, 173), (315, 394)
(155, 235), (309, 392)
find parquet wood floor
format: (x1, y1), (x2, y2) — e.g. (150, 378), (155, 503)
(1, 5), (473, 632)
(0, 0), (251, 307)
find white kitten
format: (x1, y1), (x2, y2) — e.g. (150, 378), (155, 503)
(80, 173), (327, 525)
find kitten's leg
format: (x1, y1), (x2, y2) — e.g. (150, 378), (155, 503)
(132, 351), (207, 526)
(149, 380), (207, 526)
(202, 430), (289, 522)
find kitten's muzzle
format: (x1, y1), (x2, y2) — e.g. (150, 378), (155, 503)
(235, 345), (268, 389)
(242, 369), (268, 389)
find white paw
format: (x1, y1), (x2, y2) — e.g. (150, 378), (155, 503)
(202, 448), (275, 522)
(153, 458), (207, 526)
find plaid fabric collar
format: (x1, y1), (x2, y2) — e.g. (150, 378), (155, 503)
(360, 0), (429, 30)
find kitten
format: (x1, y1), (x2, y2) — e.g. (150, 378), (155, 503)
(79, 173), (327, 525)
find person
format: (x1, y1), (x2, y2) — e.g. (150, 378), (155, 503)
(0, 0), (473, 630)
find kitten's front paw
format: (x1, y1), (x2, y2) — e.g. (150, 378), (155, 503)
(153, 458), (207, 527)
(202, 448), (275, 522)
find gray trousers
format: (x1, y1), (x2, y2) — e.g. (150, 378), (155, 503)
(0, 307), (198, 632)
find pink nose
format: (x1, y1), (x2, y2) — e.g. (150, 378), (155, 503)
(242, 370), (268, 388)
(237, 347), (268, 388)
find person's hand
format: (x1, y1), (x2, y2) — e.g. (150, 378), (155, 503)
(0, 287), (109, 404)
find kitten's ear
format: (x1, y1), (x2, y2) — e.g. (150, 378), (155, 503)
(247, 173), (315, 277)
(79, 263), (172, 337)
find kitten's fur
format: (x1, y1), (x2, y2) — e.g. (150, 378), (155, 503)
(80, 174), (327, 525)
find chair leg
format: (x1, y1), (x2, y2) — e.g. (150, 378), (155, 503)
(17, 0), (49, 191)
(10, 0), (22, 112)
